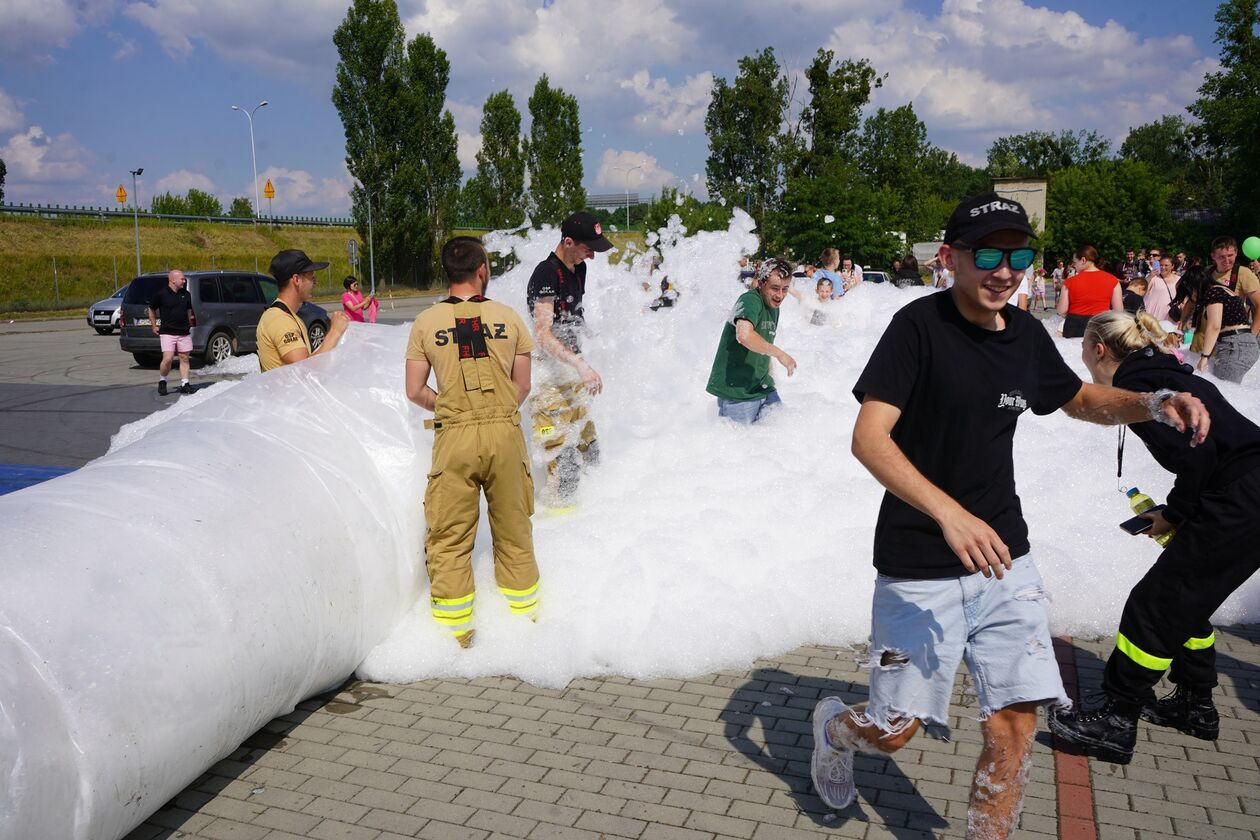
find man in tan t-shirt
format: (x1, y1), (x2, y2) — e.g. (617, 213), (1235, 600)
(257, 249), (349, 371)
(1210, 237), (1260, 337)
(405, 236), (538, 649)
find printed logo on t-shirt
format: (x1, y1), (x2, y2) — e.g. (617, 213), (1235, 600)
(997, 390), (1029, 413)
(282, 331), (300, 344)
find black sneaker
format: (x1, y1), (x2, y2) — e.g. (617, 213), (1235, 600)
(1048, 699), (1139, 765)
(1141, 686), (1219, 741)
(157, 380), (168, 396)
(179, 382), (194, 395)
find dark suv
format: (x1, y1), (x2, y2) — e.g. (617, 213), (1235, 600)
(119, 271), (330, 367)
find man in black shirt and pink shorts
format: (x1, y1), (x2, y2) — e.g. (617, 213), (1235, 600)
(808, 193), (1211, 838)
(147, 268), (194, 395)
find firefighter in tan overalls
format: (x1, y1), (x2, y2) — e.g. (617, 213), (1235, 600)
(405, 236), (539, 648)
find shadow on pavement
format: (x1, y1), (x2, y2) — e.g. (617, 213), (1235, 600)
(720, 665), (948, 838)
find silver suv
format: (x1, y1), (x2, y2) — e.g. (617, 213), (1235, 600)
(86, 284), (129, 335)
(119, 271), (330, 367)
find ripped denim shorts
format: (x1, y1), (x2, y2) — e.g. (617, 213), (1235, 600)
(863, 555), (1070, 732)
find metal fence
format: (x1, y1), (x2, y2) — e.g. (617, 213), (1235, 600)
(1, 202), (355, 227)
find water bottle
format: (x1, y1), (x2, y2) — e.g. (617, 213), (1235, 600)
(1127, 487), (1176, 547)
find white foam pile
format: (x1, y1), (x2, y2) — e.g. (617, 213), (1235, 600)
(2, 209), (1257, 839)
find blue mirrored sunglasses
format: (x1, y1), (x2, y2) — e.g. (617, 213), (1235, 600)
(959, 246), (1037, 271)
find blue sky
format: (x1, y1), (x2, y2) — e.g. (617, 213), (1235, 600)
(0, 0), (1223, 216)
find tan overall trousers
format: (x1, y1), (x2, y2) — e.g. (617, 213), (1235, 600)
(424, 299), (539, 645)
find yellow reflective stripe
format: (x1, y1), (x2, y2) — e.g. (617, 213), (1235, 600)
(1116, 632), (1173, 671)
(508, 600), (538, 614)
(433, 613), (472, 629)
(432, 594), (475, 607)
(1184, 632), (1215, 650)
(499, 582), (539, 599)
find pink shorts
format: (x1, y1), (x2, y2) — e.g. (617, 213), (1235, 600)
(160, 334), (193, 354)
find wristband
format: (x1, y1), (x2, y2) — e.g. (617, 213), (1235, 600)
(1140, 389), (1178, 424)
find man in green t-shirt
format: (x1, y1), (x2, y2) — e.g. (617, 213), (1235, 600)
(706, 257), (798, 423)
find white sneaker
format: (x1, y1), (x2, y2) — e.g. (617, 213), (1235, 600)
(811, 696), (857, 810)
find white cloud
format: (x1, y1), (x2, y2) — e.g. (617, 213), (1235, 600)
(457, 132), (481, 171)
(253, 165), (350, 215)
(1, 126), (93, 182)
(0, 86), (25, 133)
(0, 0), (116, 61)
(594, 149), (678, 197)
(107, 30), (136, 60)
(621, 70), (712, 135)
(154, 169), (216, 195)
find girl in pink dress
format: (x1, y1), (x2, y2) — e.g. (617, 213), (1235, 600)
(341, 276), (376, 323)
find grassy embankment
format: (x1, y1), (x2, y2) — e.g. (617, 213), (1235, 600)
(0, 215), (644, 318)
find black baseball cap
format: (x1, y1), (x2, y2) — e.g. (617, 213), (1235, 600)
(560, 212), (613, 252)
(269, 249), (329, 283)
(944, 192), (1036, 246)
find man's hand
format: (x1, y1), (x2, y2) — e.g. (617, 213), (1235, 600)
(328, 311), (350, 336)
(575, 359), (603, 395)
(151, 325), (160, 336)
(775, 349), (797, 376)
(1160, 392), (1210, 446)
(1140, 509), (1175, 537)
(939, 506), (1013, 579)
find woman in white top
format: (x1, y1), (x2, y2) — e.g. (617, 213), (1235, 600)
(1143, 256), (1180, 322)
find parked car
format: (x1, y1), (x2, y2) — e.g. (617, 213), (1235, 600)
(86, 284), (129, 335)
(862, 270), (890, 284)
(119, 271), (330, 367)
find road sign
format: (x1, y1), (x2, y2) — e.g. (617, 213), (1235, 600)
(116, 185), (127, 204)
(348, 240), (357, 258)
(263, 179), (275, 200)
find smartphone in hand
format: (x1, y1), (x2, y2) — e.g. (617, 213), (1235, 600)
(1119, 505), (1165, 536)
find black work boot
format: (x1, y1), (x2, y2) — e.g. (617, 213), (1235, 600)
(157, 380), (168, 396)
(1048, 699), (1139, 765)
(1141, 686), (1219, 741)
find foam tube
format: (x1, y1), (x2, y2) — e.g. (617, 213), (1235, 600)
(0, 326), (424, 840)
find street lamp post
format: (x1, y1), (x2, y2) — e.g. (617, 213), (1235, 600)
(130, 168), (144, 275)
(366, 191), (376, 297)
(230, 101), (268, 224)
(612, 164), (644, 229)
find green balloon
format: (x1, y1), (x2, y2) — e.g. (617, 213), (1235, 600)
(1244, 236), (1260, 261)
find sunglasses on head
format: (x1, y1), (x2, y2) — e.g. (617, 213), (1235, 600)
(955, 245), (1037, 271)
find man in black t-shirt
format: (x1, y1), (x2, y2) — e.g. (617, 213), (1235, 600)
(146, 269), (194, 395)
(807, 193), (1211, 834)
(526, 211), (612, 510)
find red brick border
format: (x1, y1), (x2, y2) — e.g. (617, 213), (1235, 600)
(1053, 636), (1097, 840)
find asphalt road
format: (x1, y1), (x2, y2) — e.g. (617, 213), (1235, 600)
(0, 295), (441, 468)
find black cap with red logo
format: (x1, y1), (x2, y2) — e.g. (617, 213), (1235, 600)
(560, 211), (613, 252)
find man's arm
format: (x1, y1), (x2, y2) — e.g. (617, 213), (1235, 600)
(734, 319), (796, 375)
(280, 312), (350, 365)
(532, 299), (602, 394)
(147, 306), (160, 335)
(1059, 382), (1210, 445)
(852, 397), (1012, 578)
(510, 352), (531, 407)
(405, 357), (437, 411)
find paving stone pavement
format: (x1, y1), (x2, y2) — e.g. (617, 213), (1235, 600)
(124, 626), (1259, 840)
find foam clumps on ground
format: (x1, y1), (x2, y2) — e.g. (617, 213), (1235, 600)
(112, 210), (1260, 689)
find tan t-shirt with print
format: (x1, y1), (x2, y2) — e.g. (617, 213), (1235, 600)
(405, 297), (535, 392)
(257, 303), (311, 372)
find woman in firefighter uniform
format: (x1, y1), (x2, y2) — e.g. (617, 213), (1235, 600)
(405, 237), (540, 648)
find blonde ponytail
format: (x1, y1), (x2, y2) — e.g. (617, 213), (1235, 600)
(1084, 311), (1170, 360)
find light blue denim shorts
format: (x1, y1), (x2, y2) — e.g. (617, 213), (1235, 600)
(863, 555), (1069, 730)
(716, 389), (781, 424)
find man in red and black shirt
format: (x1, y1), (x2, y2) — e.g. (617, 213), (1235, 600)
(526, 211), (612, 510)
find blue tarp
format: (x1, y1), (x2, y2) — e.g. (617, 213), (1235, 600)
(0, 464), (75, 496)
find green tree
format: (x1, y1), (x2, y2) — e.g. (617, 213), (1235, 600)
(986, 129), (1112, 178)
(857, 104), (950, 240)
(397, 32), (461, 284)
(1121, 115), (1224, 210)
(185, 188), (223, 217)
(525, 75), (585, 223)
(333, 0), (407, 283)
(475, 90), (526, 228)
(457, 176), (487, 227)
(1044, 160), (1171, 260)
(150, 191), (188, 214)
(0, 156), (6, 204)
(704, 47), (788, 228)
(642, 187), (732, 236)
(768, 158), (901, 267)
(800, 50), (883, 174)
(227, 196), (254, 218)
(1188, 0), (1260, 227)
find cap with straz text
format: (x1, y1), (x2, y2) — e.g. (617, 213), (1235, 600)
(560, 212), (613, 252)
(944, 192), (1036, 245)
